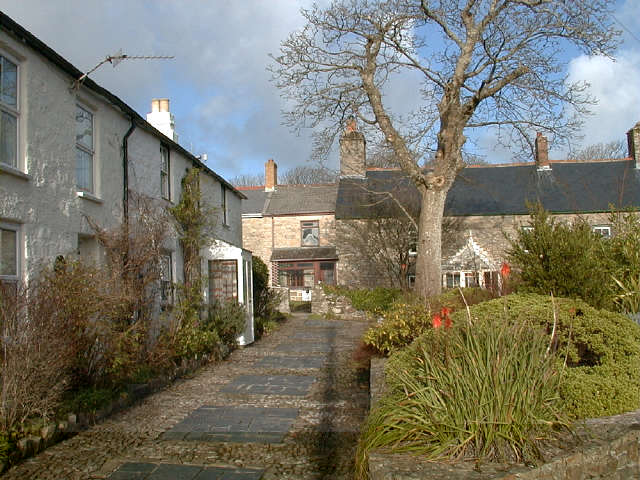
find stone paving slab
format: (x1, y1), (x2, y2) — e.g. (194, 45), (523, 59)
(274, 342), (333, 354)
(162, 406), (298, 443)
(254, 356), (326, 369)
(220, 375), (315, 396)
(107, 462), (263, 479)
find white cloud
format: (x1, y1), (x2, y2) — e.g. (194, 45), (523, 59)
(566, 50), (640, 149)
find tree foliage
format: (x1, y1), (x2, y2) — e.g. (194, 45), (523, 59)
(231, 165), (337, 186)
(568, 140), (627, 161)
(271, 0), (619, 297)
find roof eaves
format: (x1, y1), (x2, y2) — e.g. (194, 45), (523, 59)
(0, 12), (245, 200)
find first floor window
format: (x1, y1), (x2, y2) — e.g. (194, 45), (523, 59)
(0, 54), (18, 168)
(76, 105), (94, 192)
(465, 272), (479, 288)
(0, 225), (18, 282)
(160, 145), (170, 200)
(301, 221), (319, 246)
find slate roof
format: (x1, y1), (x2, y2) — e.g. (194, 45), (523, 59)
(336, 160), (640, 219)
(271, 247), (338, 261)
(239, 184), (338, 216)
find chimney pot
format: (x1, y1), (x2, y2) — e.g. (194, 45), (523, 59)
(151, 99), (160, 113)
(159, 98), (170, 113)
(265, 159), (278, 191)
(535, 132), (550, 169)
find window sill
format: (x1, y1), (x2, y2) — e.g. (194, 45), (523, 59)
(0, 164), (31, 181)
(76, 191), (103, 204)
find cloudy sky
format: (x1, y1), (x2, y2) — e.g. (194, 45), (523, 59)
(1, 1), (639, 180)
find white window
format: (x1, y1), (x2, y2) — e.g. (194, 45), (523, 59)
(160, 253), (173, 305)
(593, 225), (611, 238)
(160, 145), (170, 200)
(521, 226), (534, 233)
(76, 105), (94, 192)
(0, 54), (18, 169)
(301, 220), (319, 246)
(0, 224), (19, 284)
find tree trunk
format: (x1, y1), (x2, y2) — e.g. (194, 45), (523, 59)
(415, 187), (447, 299)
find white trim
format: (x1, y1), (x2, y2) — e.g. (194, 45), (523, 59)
(76, 191), (103, 204)
(0, 162), (30, 180)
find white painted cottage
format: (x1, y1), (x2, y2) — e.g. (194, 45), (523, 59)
(0, 13), (254, 344)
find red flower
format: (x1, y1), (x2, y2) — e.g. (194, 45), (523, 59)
(501, 262), (511, 278)
(445, 316), (453, 329)
(440, 306), (451, 317)
(432, 313), (442, 329)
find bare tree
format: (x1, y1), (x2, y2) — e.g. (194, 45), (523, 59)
(568, 139), (627, 161)
(231, 166), (337, 186)
(280, 165), (337, 184)
(271, 0), (619, 297)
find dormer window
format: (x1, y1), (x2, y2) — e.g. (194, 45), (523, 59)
(593, 225), (611, 238)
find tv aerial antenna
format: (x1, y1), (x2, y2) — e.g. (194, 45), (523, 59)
(71, 49), (174, 90)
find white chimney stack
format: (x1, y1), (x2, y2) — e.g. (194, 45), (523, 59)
(146, 98), (178, 143)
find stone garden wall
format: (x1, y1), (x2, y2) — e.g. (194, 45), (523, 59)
(311, 286), (369, 320)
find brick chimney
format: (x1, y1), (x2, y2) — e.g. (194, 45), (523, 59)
(535, 132), (550, 170)
(339, 117), (366, 178)
(146, 98), (178, 143)
(627, 121), (640, 168)
(265, 159), (278, 191)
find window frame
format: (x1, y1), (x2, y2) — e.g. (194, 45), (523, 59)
(0, 222), (20, 284)
(0, 53), (19, 170)
(300, 220), (320, 247)
(75, 103), (95, 193)
(160, 252), (174, 306)
(593, 225), (612, 238)
(160, 144), (170, 201)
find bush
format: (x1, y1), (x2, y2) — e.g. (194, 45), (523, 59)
(323, 285), (403, 314)
(207, 300), (246, 348)
(356, 308), (566, 478)
(363, 288), (494, 355)
(461, 293), (640, 419)
(507, 204), (614, 309)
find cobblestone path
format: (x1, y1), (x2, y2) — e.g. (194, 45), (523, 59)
(5, 314), (372, 479)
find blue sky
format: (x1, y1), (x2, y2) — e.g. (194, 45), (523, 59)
(1, 1), (639, 181)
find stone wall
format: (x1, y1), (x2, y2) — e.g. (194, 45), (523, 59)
(368, 355), (640, 479)
(311, 286), (369, 320)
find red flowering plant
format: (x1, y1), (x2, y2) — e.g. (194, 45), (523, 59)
(432, 307), (453, 329)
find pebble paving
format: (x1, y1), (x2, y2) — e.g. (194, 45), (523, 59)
(5, 313), (372, 479)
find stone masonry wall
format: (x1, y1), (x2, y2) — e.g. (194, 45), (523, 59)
(242, 214), (336, 286)
(336, 212), (616, 288)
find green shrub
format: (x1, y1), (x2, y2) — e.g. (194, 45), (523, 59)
(206, 300), (246, 348)
(172, 318), (221, 360)
(460, 293), (640, 418)
(507, 204), (614, 309)
(362, 288), (494, 355)
(323, 285), (403, 314)
(60, 387), (117, 415)
(356, 310), (566, 478)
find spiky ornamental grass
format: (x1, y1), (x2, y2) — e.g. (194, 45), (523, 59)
(355, 313), (567, 479)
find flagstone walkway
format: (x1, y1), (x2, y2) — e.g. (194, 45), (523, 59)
(5, 313), (372, 480)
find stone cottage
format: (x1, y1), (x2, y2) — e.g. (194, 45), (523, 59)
(0, 12), (254, 343)
(241, 119), (640, 293)
(239, 160), (338, 301)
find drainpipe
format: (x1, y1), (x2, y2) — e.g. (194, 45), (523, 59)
(122, 118), (136, 224)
